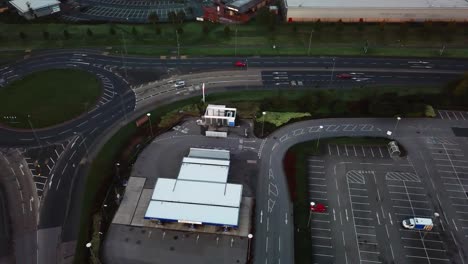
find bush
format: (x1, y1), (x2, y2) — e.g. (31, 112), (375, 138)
(132, 27), (138, 35)
(42, 31), (49, 40)
(63, 29), (70, 39)
(109, 27), (116, 35)
(425, 105), (436, 117)
(86, 28), (93, 37)
(224, 26), (231, 37)
(19, 31), (26, 40)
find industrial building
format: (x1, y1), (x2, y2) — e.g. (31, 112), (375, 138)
(9, 0), (60, 19)
(282, 0), (468, 22)
(145, 148), (244, 227)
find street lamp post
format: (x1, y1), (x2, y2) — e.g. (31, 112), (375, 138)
(393, 116), (401, 138)
(235, 27), (238, 56)
(27, 114), (42, 148)
(308, 201), (315, 227)
(86, 242), (102, 264)
(121, 20), (128, 79)
(147, 113), (154, 137)
(307, 29), (314, 56)
(316, 125), (324, 150)
(247, 233), (253, 260)
(261, 111), (266, 137)
(329, 58), (336, 86)
(175, 30), (180, 57)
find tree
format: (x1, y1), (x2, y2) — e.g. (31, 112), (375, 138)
(132, 26), (138, 36)
(224, 25), (231, 37)
(176, 10), (186, 23)
(86, 28), (93, 37)
(63, 29), (70, 39)
(336, 19), (343, 32)
(202, 24), (210, 35)
(168, 11), (177, 24)
(19, 31), (26, 40)
(177, 27), (184, 34)
(42, 31), (49, 40)
(148, 12), (159, 25)
(452, 73), (468, 97)
(109, 27), (116, 35)
(155, 26), (162, 35)
(256, 7), (276, 31)
(397, 22), (408, 42)
(297, 91), (319, 113)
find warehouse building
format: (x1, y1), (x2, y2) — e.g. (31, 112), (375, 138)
(282, 0), (468, 22)
(145, 148), (244, 227)
(9, 0), (60, 19)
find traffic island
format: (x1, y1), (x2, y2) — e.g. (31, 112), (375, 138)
(0, 69), (101, 128)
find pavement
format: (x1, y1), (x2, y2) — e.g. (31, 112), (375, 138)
(0, 50), (467, 263)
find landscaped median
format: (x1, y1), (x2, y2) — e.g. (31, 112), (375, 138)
(0, 69), (101, 128)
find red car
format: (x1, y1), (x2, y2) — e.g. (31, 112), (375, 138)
(234, 61), (247, 67)
(337, 73), (353, 79)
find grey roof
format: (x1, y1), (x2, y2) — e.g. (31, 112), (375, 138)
(151, 178), (242, 207)
(285, 0), (468, 8)
(188, 148), (230, 160)
(145, 201), (240, 226)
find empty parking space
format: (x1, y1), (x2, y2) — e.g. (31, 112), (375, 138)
(345, 170), (382, 263)
(428, 139), (468, 239)
(328, 144), (390, 159)
(385, 171), (452, 263)
(307, 158), (335, 262)
(437, 110), (468, 120)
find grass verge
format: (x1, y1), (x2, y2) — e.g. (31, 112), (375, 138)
(0, 69), (101, 128)
(1, 22), (467, 57)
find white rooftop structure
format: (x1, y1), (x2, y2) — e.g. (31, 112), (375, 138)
(145, 148), (243, 227)
(285, 0), (468, 8)
(203, 104), (237, 127)
(179, 158), (230, 183)
(188, 148), (230, 160)
(283, 0), (468, 22)
(151, 178), (242, 207)
(9, 0), (60, 20)
(146, 201), (240, 226)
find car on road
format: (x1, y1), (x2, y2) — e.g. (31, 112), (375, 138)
(234, 61), (246, 67)
(336, 73), (353, 79)
(174, 80), (185, 88)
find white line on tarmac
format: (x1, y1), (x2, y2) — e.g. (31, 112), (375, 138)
(62, 163), (68, 174)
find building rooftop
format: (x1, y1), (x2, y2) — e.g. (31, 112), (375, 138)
(145, 201), (240, 226)
(9, 0), (59, 12)
(179, 158), (230, 183)
(188, 148), (230, 161)
(285, 0), (468, 8)
(152, 178), (242, 208)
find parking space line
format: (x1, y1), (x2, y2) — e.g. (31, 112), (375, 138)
(406, 255), (450, 261)
(378, 147), (384, 158)
(345, 144), (349, 156)
(353, 145), (357, 156)
(361, 146), (365, 157)
(370, 147), (375, 157)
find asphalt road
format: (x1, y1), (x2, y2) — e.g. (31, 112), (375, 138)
(0, 50), (467, 263)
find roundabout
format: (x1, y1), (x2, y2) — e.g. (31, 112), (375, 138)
(0, 68), (102, 129)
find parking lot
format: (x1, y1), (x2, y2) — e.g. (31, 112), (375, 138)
(427, 137), (468, 242)
(306, 140), (463, 264)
